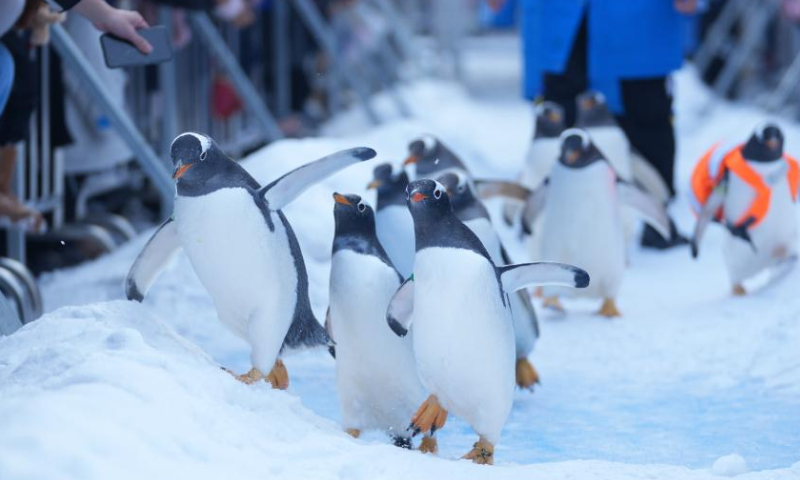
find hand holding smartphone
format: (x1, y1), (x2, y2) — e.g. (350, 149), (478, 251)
(100, 25), (173, 69)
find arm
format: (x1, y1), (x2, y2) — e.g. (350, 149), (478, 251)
(67, 0), (153, 53)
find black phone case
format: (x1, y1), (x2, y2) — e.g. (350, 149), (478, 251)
(101, 26), (174, 69)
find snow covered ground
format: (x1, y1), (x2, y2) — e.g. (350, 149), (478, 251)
(2, 36), (800, 479)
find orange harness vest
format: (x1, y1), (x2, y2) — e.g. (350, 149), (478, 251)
(691, 143), (800, 228)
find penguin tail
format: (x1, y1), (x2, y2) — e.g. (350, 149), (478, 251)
(281, 310), (333, 354)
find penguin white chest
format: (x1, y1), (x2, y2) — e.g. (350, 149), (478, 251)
(375, 205), (415, 279)
(539, 162), (625, 298)
(412, 247), (514, 443)
(329, 250), (423, 433)
(174, 188), (298, 337)
(723, 162), (798, 282)
(524, 138), (560, 188)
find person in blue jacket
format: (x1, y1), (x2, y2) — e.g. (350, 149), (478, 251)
(505, 0), (698, 248)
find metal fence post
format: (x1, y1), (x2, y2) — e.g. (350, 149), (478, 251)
(289, 0), (381, 125)
(188, 12), (285, 143)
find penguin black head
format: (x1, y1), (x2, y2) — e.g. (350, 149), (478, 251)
(576, 91), (615, 128)
(534, 101), (566, 139)
(405, 179), (452, 220)
(170, 132), (227, 184)
(333, 192), (376, 237)
(742, 122), (784, 162)
(367, 163), (410, 209)
(558, 128), (607, 169)
(405, 135), (467, 175)
(405, 135), (437, 166)
(436, 171), (473, 210)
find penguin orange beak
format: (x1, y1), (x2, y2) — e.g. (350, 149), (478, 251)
(172, 163), (193, 179)
(404, 154), (420, 166)
(766, 138), (780, 151)
(565, 150), (579, 164)
(411, 192), (427, 203)
(333, 193), (352, 206)
(366, 180), (382, 189)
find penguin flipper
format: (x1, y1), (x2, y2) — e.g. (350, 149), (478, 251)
(500, 247), (539, 338)
(499, 262), (589, 293)
(630, 149), (672, 204)
(691, 182), (727, 258)
(473, 179), (532, 202)
(616, 181), (671, 239)
(324, 307), (336, 358)
(125, 218), (181, 302)
(386, 276), (414, 337)
(520, 184), (549, 235)
(260, 147), (377, 210)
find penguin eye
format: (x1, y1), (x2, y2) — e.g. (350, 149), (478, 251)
(457, 185), (466, 193)
(199, 151), (207, 161)
(357, 202), (366, 212)
(433, 188), (442, 199)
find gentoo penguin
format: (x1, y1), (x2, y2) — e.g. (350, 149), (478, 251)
(125, 132), (375, 388)
(522, 101), (566, 190)
(436, 171), (541, 390)
(387, 179), (589, 464)
(575, 91), (632, 181)
(328, 193), (436, 452)
(501, 102), (566, 229)
(691, 123), (799, 295)
(367, 164), (415, 279)
(526, 129), (670, 317)
(404, 134), (469, 179)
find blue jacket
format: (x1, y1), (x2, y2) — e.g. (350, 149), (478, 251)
(521, 0), (688, 113)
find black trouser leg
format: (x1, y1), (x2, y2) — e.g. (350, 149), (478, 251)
(615, 78), (677, 197)
(542, 16), (588, 127)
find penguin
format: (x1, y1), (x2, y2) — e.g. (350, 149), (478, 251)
(125, 132), (376, 388)
(522, 101), (566, 190)
(525, 129), (671, 317)
(366, 163), (415, 279)
(436, 171), (541, 390)
(404, 134), (469, 179)
(387, 179), (589, 464)
(691, 123), (798, 295)
(575, 91), (632, 181)
(501, 102), (566, 230)
(328, 192), (436, 452)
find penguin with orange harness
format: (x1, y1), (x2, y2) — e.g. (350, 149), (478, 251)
(690, 123), (800, 296)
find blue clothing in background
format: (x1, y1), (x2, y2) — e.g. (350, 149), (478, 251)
(0, 44), (13, 116)
(521, 0), (687, 113)
(479, 0), (518, 29)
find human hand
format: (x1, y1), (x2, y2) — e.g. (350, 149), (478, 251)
(75, 0), (152, 54)
(29, 3), (67, 46)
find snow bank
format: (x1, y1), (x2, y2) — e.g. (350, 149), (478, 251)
(0, 303), (795, 480)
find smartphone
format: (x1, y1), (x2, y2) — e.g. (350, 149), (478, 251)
(101, 26), (174, 69)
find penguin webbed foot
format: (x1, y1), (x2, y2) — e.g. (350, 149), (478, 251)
(597, 298), (621, 318)
(515, 358), (540, 391)
(266, 359), (290, 390)
(346, 428), (361, 438)
(463, 437), (494, 465)
(542, 296), (565, 313)
(418, 435), (438, 454)
(732, 284), (747, 296)
(408, 395), (448, 437)
(231, 367), (264, 385)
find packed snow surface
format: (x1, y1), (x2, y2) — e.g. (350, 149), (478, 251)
(2, 45), (800, 478)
